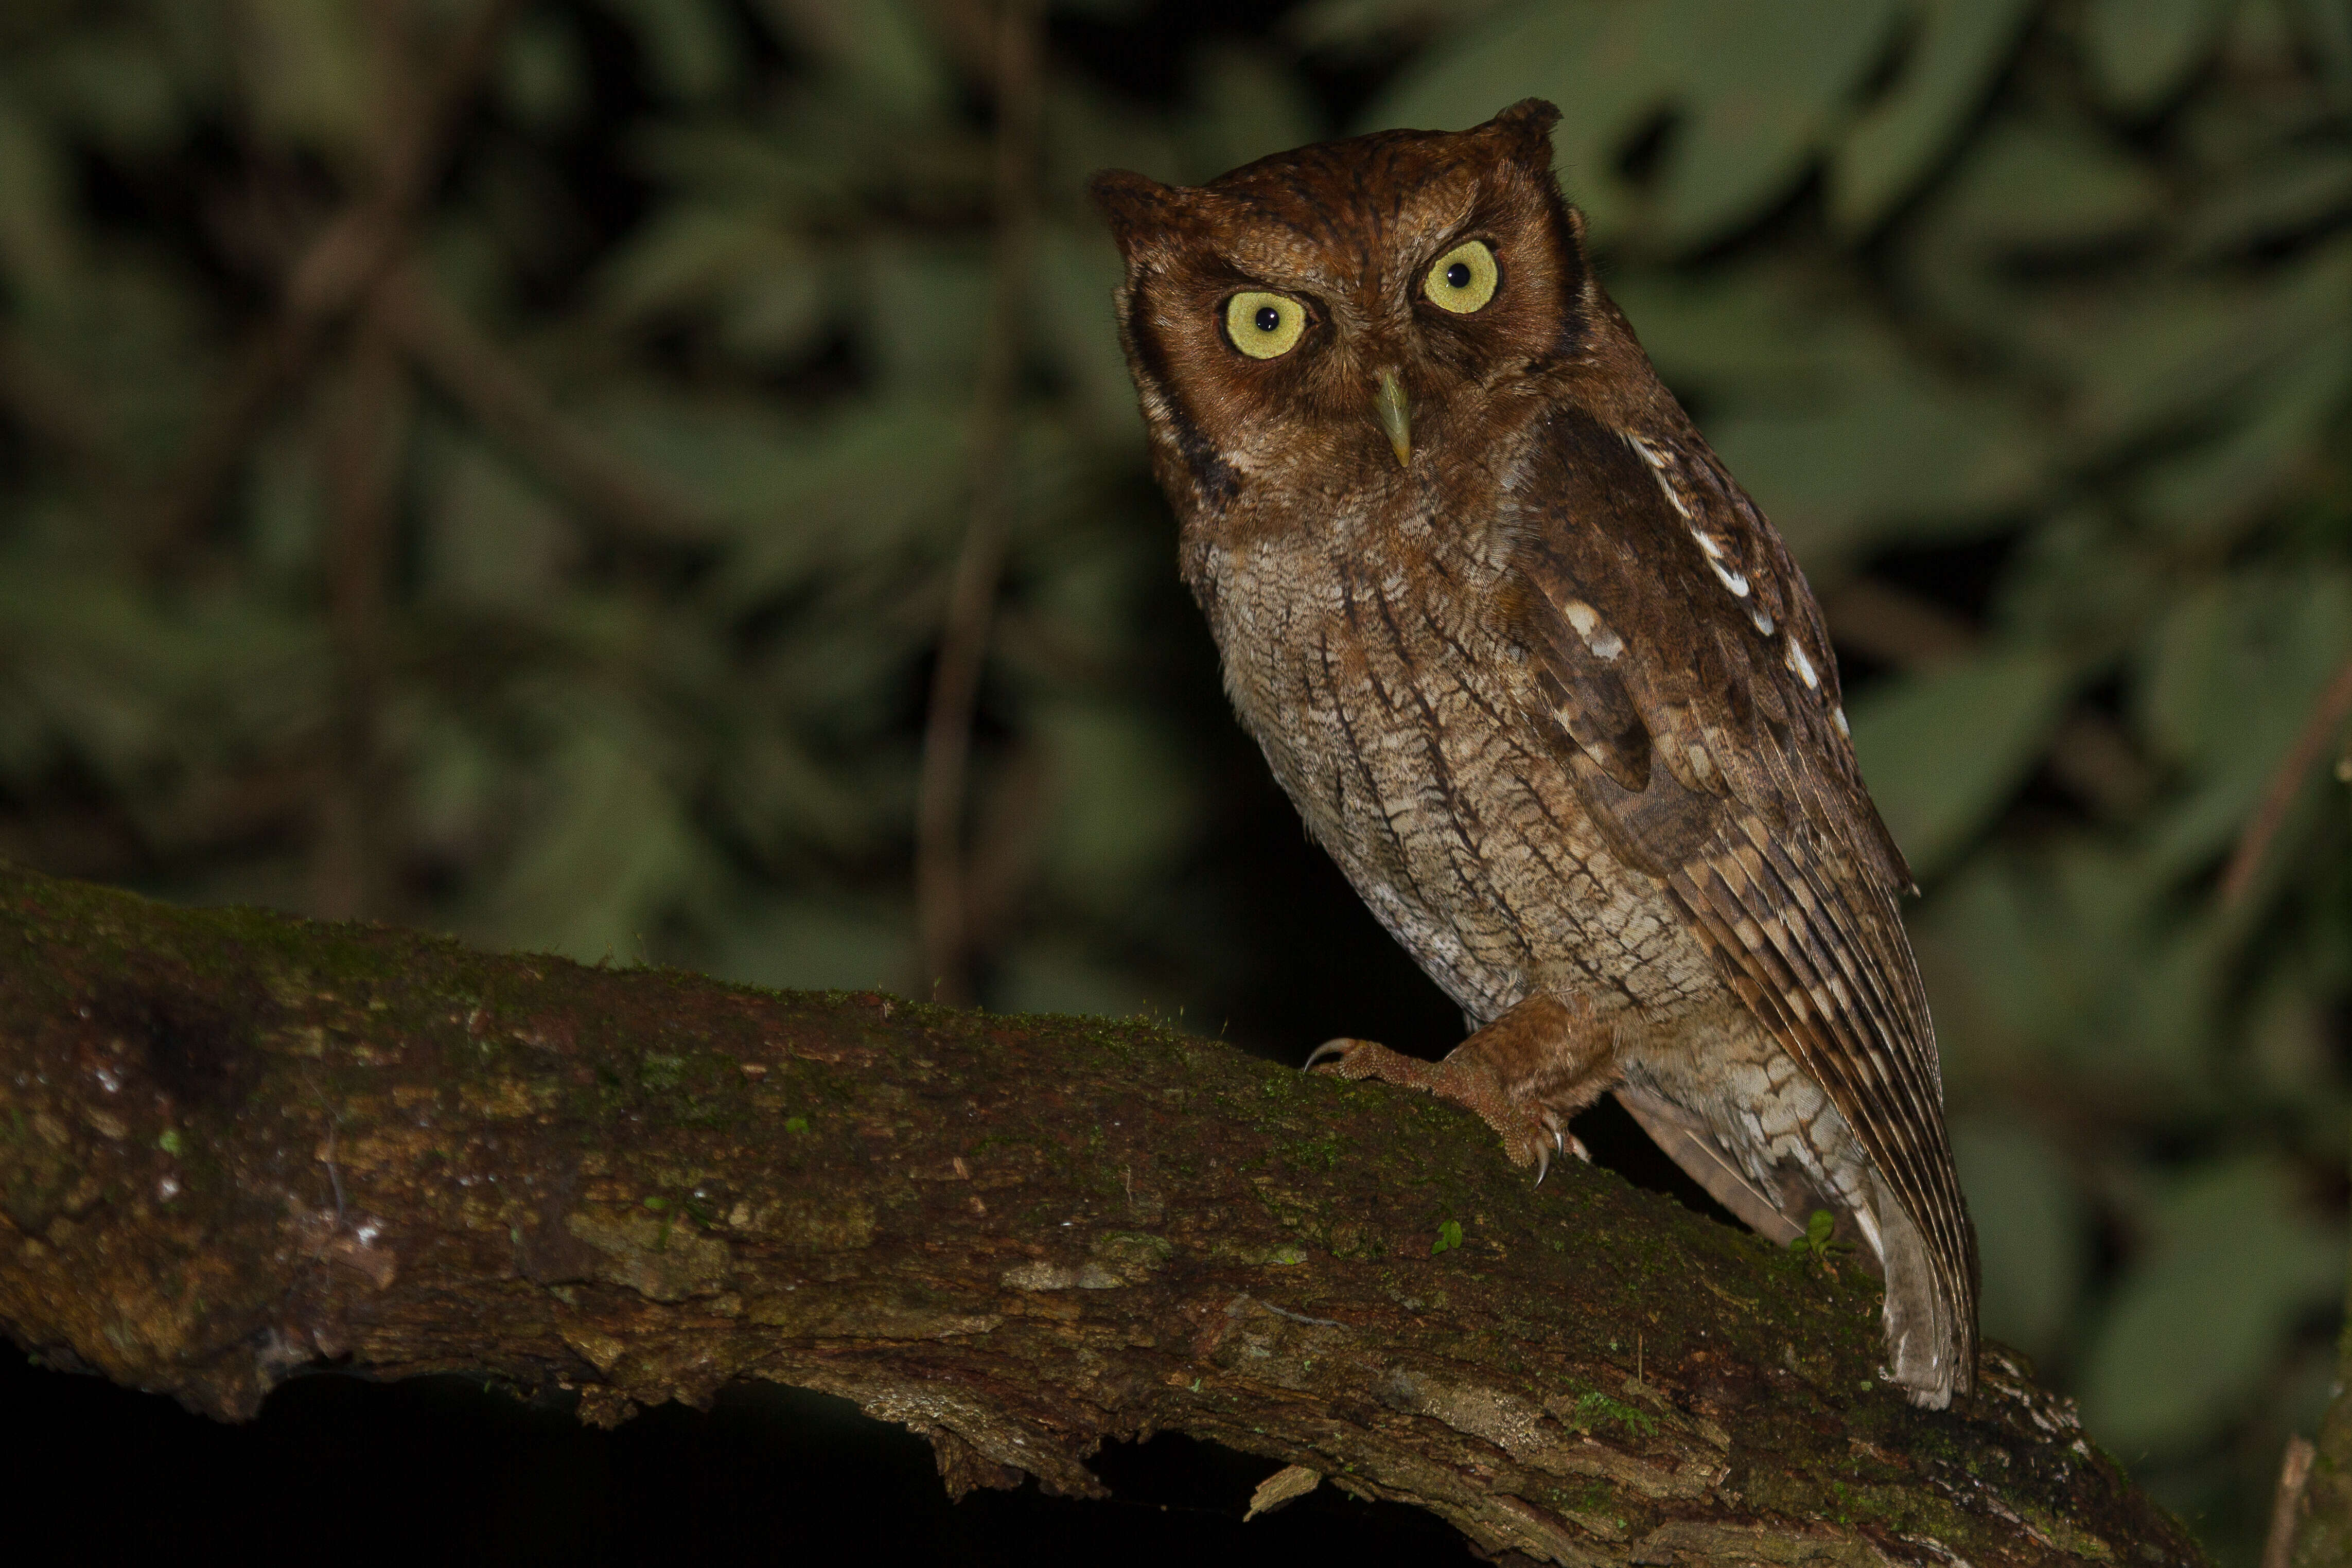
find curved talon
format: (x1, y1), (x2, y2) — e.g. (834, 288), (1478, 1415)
(1302, 1038), (1356, 1073)
(1535, 1142), (1551, 1185)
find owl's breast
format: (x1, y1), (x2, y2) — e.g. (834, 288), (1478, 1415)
(1190, 486), (1721, 1026)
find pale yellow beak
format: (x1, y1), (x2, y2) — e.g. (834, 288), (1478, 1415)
(1375, 369), (1411, 468)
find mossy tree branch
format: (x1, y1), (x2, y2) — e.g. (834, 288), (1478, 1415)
(0, 866), (2198, 1565)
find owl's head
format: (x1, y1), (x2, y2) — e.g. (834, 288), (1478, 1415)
(1091, 99), (1595, 514)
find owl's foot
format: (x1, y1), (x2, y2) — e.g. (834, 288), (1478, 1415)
(1305, 993), (1616, 1183)
(1306, 1037), (1581, 1176)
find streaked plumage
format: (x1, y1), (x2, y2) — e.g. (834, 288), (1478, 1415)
(1092, 100), (1977, 1406)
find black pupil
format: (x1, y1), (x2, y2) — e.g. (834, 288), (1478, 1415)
(1446, 261), (1472, 289)
(1254, 305), (1281, 333)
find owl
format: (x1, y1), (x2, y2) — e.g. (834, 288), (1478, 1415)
(1092, 100), (1978, 1407)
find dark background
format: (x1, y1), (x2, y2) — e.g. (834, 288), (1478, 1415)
(5, 1), (2351, 1560)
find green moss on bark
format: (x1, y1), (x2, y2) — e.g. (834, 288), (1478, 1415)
(0, 864), (2202, 1564)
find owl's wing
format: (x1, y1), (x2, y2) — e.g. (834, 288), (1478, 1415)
(1499, 402), (1976, 1376)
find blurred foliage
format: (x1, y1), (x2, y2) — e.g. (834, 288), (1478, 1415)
(2, 0), (2350, 1558)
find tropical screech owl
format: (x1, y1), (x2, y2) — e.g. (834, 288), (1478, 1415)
(1091, 99), (1979, 1407)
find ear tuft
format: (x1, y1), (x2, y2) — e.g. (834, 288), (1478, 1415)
(1483, 99), (1562, 166)
(1089, 169), (1181, 252)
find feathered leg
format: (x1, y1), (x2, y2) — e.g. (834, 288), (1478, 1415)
(1305, 992), (1619, 1181)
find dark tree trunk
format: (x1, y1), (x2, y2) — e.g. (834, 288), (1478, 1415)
(0, 865), (2201, 1564)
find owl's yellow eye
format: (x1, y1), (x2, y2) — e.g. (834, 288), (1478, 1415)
(1224, 291), (1307, 359)
(1424, 240), (1499, 314)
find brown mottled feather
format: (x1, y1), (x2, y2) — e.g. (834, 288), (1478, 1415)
(1502, 404), (1977, 1386)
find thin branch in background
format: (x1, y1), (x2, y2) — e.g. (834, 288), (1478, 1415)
(141, 0), (525, 569)
(1823, 575), (2157, 821)
(0, 322), (111, 469)
(309, 0), (430, 924)
(2046, 711), (2158, 819)
(2220, 652), (2352, 909)
(961, 742), (1055, 953)
(2263, 1434), (2315, 1568)
(0, 321), (148, 545)
(381, 267), (713, 547)
(915, 0), (1044, 1003)
(311, 288), (414, 924)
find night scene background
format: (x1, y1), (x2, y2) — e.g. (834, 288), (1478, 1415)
(3, 1), (2349, 1561)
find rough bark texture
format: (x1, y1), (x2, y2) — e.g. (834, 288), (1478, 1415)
(2288, 1259), (2352, 1564)
(0, 865), (2200, 1565)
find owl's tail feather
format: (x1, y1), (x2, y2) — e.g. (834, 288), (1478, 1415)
(1614, 1088), (1972, 1408)
(1870, 1168), (1968, 1410)
(1613, 1087), (1804, 1245)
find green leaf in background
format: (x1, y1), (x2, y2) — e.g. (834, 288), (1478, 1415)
(2061, 252), (2352, 447)
(2135, 340), (2349, 547)
(1916, 115), (2164, 256)
(39, 29), (186, 155)
(1366, 0), (1673, 232)
(863, 237), (993, 390)
(2138, 571), (2352, 883)
(2183, 147), (2352, 258)
(747, 0), (951, 119)
(468, 692), (718, 965)
(0, 94), (76, 309)
(419, 431), (578, 612)
(1830, 0), (2037, 234)
(1648, 0), (1902, 248)
(5, 5), (2352, 1557)
(596, 0), (739, 105)
(701, 894), (911, 994)
(1034, 701), (1200, 908)
(2080, 1157), (2343, 1459)
(2081, 0), (2235, 117)
(1846, 648), (2073, 880)
(1951, 1115), (2087, 1362)
(1609, 265), (1888, 405)
(1036, 222), (1144, 444)
(1707, 371), (2041, 566)
(696, 397), (968, 607)
(1184, 44), (1321, 183)
(498, 13), (591, 134)
(595, 207), (808, 329)
(230, 0), (373, 159)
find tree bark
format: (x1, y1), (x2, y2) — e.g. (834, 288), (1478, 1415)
(0, 865), (2200, 1565)
(2285, 1257), (2352, 1563)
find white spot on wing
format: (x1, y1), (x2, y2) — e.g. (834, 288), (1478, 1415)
(1562, 599), (1625, 661)
(1629, 432), (1757, 603)
(1833, 705), (1850, 737)
(1751, 607), (1775, 636)
(1788, 640), (1820, 689)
